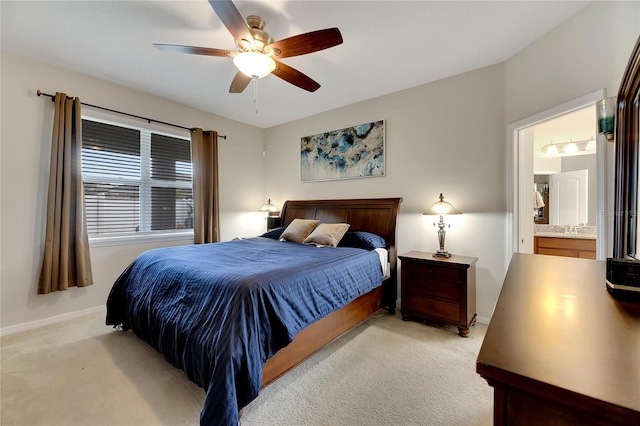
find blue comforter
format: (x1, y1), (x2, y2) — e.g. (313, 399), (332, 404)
(106, 237), (384, 425)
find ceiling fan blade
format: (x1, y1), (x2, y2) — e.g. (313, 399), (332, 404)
(272, 60), (320, 92)
(153, 43), (233, 57)
(267, 28), (343, 59)
(229, 71), (252, 93)
(208, 0), (253, 44)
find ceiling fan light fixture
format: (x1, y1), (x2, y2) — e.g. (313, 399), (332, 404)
(233, 51), (276, 79)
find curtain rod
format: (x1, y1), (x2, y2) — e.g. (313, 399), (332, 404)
(36, 90), (227, 140)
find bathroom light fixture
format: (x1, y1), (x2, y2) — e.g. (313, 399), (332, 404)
(424, 193), (462, 258)
(541, 138), (594, 156)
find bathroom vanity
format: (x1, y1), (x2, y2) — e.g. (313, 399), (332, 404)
(533, 224), (596, 259)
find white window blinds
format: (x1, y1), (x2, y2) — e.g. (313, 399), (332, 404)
(81, 119), (192, 237)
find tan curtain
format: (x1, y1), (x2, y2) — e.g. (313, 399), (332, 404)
(39, 93), (93, 294)
(191, 128), (220, 244)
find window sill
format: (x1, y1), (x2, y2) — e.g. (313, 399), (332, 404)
(89, 232), (193, 248)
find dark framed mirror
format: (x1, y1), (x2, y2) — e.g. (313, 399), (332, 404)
(613, 35), (640, 261)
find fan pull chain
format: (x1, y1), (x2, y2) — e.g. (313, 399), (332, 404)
(252, 76), (259, 114)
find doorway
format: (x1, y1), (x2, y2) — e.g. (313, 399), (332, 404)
(508, 90), (608, 261)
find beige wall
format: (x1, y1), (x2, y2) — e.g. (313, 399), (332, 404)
(506, 0), (639, 123)
(264, 64), (508, 322)
(0, 51), (265, 330)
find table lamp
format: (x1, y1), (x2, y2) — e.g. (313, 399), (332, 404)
(424, 193), (461, 258)
(259, 198), (280, 230)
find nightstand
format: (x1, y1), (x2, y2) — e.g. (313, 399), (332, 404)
(266, 216), (282, 230)
(399, 251), (478, 337)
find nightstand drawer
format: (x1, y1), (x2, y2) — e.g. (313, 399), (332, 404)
(404, 275), (460, 301)
(406, 296), (460, 323)
(404, 262), (463, 282)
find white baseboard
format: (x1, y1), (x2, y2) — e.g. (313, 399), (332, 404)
(0, 305), (106, 337)
(475, 315), (490, 325)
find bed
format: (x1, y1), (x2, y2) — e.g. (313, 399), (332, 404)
(106, 197), (402, 425)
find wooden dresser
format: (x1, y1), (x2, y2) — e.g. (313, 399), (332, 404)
(399, 251), (477, 337)
(477, 254), (640, 425)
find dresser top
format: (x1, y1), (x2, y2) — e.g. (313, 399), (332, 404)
(477, 253), (640, 415)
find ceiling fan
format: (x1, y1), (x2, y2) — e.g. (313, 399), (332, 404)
(153, 0), (343, 94)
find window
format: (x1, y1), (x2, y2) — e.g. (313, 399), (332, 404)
(82, 118), (193, 239)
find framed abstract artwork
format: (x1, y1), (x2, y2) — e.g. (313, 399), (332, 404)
(301, 120), (385, 182)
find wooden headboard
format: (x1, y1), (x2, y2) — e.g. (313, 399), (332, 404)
(280, 197), (403, 312)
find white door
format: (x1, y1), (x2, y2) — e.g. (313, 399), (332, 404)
(549, 170), (588, 226)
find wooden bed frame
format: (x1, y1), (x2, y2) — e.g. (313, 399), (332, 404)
(260, 197), (402, 387)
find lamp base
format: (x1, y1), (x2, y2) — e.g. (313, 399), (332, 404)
(433, 250), (453, 259)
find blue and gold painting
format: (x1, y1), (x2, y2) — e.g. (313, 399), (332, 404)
(301, 120), (385, 181)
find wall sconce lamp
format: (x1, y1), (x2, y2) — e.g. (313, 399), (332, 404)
(597, 96), (616, 142)
(541, 138), (594, 156)
(424, 193), (462, 258)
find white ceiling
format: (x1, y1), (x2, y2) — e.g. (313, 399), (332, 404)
(1, 1), (589, 129)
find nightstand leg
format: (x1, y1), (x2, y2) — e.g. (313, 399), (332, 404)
(458, 327), (470, 337)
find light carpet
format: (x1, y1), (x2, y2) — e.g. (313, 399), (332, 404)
(1, 311), (492, 425)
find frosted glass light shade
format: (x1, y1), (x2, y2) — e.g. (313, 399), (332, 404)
(259, 199), (279, 216)
(233, 52), (276, 78)
(424, 193), (461, 216)
(541, 139), (592, 156)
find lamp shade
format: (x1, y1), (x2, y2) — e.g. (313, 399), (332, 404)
(233, 52), (276, 79)
(259, 198), (279, 215)
(423, 193), (461, 216)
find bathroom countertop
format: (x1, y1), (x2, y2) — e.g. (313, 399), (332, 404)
(534, 224), (596, 240)
(534, 231), (596, 240)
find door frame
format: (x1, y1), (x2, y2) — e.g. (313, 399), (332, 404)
(507, 89), (608, 261)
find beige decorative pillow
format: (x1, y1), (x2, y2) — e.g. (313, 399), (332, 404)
(303, 223), (351, 247)
(279, 219), (320, 243)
